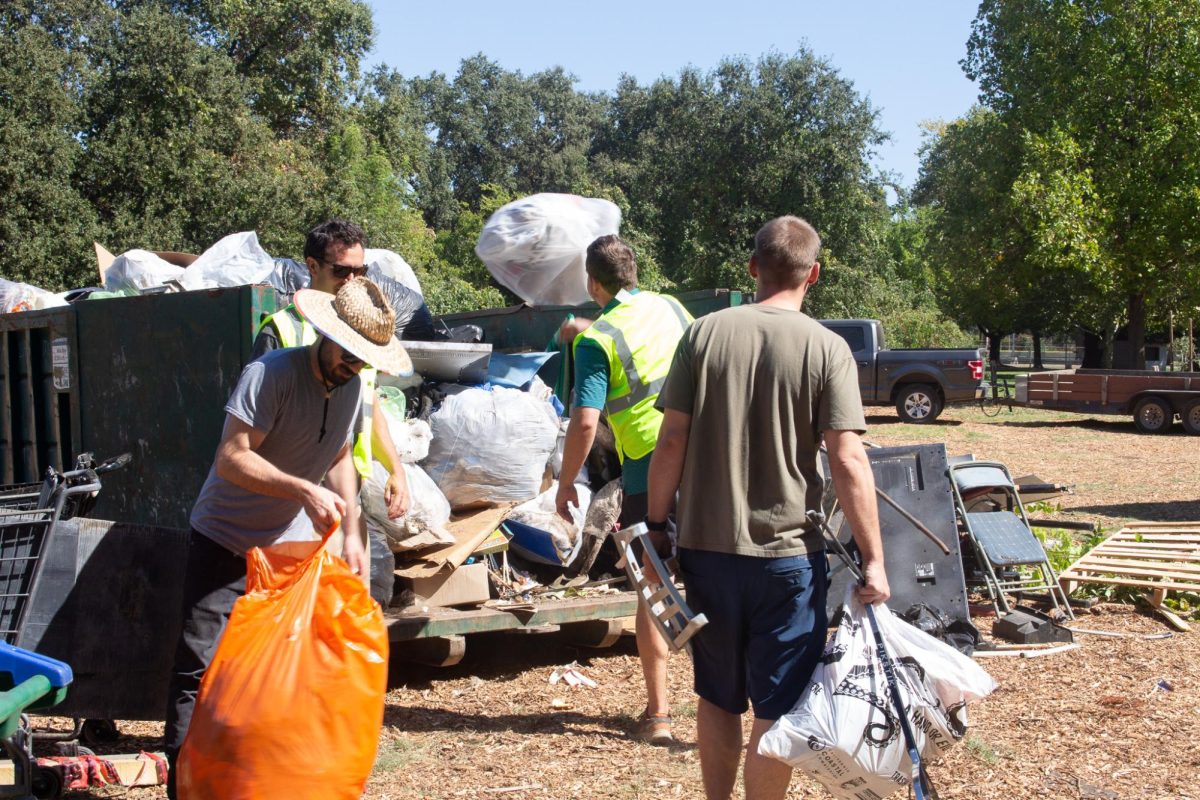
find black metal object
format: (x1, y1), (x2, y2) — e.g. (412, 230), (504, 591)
(991, 606), (1074, 645)
(16, 518), (189, 721)
(824, 444), (974, 631)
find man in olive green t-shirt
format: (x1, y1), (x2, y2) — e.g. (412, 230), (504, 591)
(647, 215), (891, 800)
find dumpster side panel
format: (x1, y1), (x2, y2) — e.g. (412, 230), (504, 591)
(74, 286), (278, 528)
(17, 518), (189, 721)
(0, 308), (81, 484)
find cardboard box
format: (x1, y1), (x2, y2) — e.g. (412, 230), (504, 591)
(402, 562), (490, 608)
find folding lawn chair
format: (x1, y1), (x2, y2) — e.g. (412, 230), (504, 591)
(948, 460), (1074, 620)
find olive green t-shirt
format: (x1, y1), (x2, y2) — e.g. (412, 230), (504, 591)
(656, 305), (866, 556)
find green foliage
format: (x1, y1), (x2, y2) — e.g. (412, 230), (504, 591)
(950, 0), (1200, 363)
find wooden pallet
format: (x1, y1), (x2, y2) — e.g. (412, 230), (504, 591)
(1058, 522), (1200, 631)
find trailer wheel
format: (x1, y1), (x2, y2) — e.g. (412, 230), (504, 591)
(896, 384), (942, 423)
(1132, 396), (1173, 434)
(31, 764), (63, 799)
(1182, 399), (1200, 435)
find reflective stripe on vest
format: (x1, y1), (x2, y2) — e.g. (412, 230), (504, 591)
(574, 291), (693, 461)
(351, 368), (377, 479)
(258, 305), (316, 349)
(260, 306), (376, 477)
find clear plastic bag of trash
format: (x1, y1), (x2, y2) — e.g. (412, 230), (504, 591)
(758, 585), (997, 799)
(475, 193), (621, 306)
(178, 231), (275, 290)
(423, 385), (560, 509)
(377, 397), (432, 465)
(0, 279), (69, 313)
(103, 250), (185, 292)
(361, 461), (453, 552)
(365, 248), (422, 296)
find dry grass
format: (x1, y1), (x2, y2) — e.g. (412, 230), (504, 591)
(52, 405), (1200, 799)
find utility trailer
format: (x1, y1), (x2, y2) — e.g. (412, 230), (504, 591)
(1016, 368), (1200, 434)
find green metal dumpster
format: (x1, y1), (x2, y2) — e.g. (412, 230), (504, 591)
(74, 286), (279, 528)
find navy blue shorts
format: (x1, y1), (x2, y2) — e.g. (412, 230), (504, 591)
(678, 548), (828, 721)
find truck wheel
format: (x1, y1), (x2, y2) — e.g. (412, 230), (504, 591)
(1132, 396), (1173, 434)
(896, 384), (942, 423)
(1182, 399), (1200, 435)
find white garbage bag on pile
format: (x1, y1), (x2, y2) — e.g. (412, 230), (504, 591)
(423, 386), (559, 509)
(178, 231), (275, 290)
(507, 481), (591, 562)
(758, 585), (997, 799)
(475, 193), (621, 307)
(365, 248), (422, 296)
(361, 461), (453, 552)
(102, 250), (185, 292)
(0, 279), (68, 313)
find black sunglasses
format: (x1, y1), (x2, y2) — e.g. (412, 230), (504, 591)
(319, 258), (368, 279)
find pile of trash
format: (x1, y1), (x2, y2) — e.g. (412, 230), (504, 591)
(0, 231), (424, 314)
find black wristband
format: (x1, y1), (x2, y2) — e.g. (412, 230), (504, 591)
(643, 517), (669, 532)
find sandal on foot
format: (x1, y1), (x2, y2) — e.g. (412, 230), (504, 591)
(633, 712), (674, 746)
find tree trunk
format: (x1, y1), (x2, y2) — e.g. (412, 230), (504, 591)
(1082, 329), (1104, 368)
(1032, 330), (1044, 370)
(1103, 323), (1116, 369)
(986, 330), (1004, 364)
(1127, 292), (1147, 370)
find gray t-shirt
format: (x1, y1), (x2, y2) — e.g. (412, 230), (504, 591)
(656, 305), (866, 556)
(190, 347), (360, 554)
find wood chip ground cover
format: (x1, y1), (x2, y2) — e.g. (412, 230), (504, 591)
(46, 407), (1200, 798)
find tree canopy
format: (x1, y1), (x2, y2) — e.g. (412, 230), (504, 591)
(918, 0), (1200, 366)
(1, 1), (953, 337)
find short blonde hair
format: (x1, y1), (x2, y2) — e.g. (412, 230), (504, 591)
(754, 216), (820, 289)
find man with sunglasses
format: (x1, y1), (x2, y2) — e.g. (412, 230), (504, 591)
(253, 221), (411, 585)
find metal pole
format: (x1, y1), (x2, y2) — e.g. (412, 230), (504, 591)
(1169, 312), (1175, 370)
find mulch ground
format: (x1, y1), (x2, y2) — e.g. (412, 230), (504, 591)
(44, 405), (1200, 799)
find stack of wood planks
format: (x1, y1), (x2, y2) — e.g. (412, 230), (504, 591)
(1059, 522), (1200, 631)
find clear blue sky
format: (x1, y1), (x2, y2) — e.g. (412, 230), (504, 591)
(365, 1), (981, 191)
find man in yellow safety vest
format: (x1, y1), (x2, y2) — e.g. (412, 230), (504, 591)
(554, 234), (693, 745)
(253, 220), (409, 565)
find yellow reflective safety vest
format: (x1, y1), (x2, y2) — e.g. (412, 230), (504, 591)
(257, 306), (377, 479)
(573, 290), (693, 462)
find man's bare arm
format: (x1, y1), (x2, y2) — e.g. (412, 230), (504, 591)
(324, 442), (368, 577)
(215, 415), (347, 532)
(824, 429), (891, 604)
(555, 406), (601, 520)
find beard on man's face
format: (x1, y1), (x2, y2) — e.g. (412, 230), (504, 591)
(317, 340), (360, 388)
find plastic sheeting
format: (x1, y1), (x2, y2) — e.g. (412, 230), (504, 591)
(102, 250), (184, 292)
(178, 231), (275, 290)
(365, 248), (422, 296)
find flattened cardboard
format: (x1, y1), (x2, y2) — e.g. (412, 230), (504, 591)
(393, 504), (514, 579)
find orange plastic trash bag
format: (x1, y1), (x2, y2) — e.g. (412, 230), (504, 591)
(178, 526), (388, 800)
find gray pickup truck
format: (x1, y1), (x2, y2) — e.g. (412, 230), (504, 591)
(820, 319), (985, 423)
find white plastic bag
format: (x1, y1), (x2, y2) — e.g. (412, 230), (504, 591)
(178, 231), (275, 290)
(507, 481), (591, 561)
(362, 462), (453, 552)
(474, 193), (621, 306)
(423, 386), (559, 509)
(103, 250), (185, 292)
(758, 585), (996, 799)
(365, 248), (422, 296)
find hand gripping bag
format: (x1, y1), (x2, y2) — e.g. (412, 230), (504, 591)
(758, 585), (996, 799)
(178, 524), (388, 800)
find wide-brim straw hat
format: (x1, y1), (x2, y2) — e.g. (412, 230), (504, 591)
(293, 279), (413, 376)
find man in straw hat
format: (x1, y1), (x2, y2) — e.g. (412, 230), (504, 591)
(163, 278), (411, 799)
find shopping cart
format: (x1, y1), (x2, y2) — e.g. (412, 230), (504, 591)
(0, 454), (131, 645)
